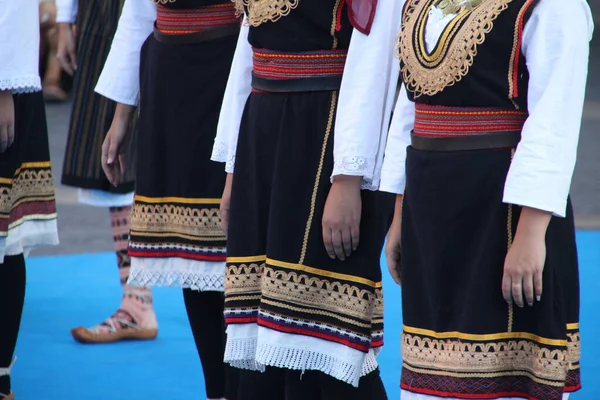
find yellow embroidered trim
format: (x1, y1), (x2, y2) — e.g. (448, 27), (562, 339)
(507, 149), (515, 332)
(0, 166), (55, 216)
(402, 331), (579, 382)
(267, 257), (383, 288)
(567, 323), (579, 330)
(227, 255), (267, 263)
(507, 0), (536, 107)
(331, 0), (343, 49)
(402, 363), (564, 387)
(236, 0), (301, 27)
(135, 195), (221, 205)
(130, 204), (224, 238)
(299, 91), (338, 264)
(403, 325), (568, 346)
(396, 0), (513, 97)
(225, 262), (382, 321)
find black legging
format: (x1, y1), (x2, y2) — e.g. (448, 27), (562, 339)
(237, 367), (387, 400)
(0, 255), (26, 395)
(183, 289), (239, 399)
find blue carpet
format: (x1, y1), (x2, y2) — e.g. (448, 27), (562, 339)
(13, 231), (600, 399)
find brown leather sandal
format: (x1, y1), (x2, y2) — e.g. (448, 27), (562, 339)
(70, 309), (158, 344)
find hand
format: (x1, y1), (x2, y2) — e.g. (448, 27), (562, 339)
(501, 206), (551, 307)
(220, 173), (233, 235)
(101, 104), (134, 186)
(384, 195), (403, 285)
(322, 175), (362, 261)
(0, 90), (15, 153)
(57, 23), (77, 75)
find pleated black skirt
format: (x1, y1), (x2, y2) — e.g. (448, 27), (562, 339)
(127, 31), (236, 291)
(224, 89), (395, 385)
(0, 92), (58, 260)
(400, 145), (581, 400)
(61, 0), (136, 193)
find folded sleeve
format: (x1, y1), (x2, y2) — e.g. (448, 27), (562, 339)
(0, 0), (41, 94)
(379, 84), (414, 195)
(56, 0), (78, 23)
(502, 0), (594, 217)
(211, 23), (253, 173)
(94, 0), (156, 106)
(332, 0), (403, 190)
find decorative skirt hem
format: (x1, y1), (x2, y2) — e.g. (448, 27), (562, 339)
(224, 324), (377, 387)
(0, 219), (59, 262)
(128, 257), (225, 291)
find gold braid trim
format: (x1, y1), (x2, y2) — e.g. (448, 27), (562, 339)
(235, 0), (301, 26)
(396, 0), (513, 98)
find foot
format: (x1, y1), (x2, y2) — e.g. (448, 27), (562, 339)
(71, 308), (158, 344)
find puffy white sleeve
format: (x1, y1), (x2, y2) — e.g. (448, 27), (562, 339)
(378, 84), (414, 194)
(0, 0), (41, 94)
(332, 0), (403, 190)
(94, 0), (156, 106)
(502, 0), (594, 217)
(211, 23), (253, 173)
(56, 0), (78, 23)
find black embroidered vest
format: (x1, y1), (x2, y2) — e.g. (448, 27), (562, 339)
(398, 0), (539, 110)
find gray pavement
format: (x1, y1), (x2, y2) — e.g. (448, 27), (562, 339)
(35, 38), (600, 256)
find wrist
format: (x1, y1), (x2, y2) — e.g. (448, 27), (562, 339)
(514, 206), (551, 240)
(113, 104), (135, 126)
(332, 175), (362, 190)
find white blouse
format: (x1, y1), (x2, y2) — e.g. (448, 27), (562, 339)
(0, 0), (41, 94)
(379, 0), (594, 218)
(211, 0), (404, 190)
(55, 0), (78, 23)
(94, 0), (157, 106)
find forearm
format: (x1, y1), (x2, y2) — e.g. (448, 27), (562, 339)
(112, 103), (135, 127)
(514, 206), (552, 241)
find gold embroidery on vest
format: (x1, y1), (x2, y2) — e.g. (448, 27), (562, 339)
(235, 0), (300, 27)
(396, 0), (513, 98)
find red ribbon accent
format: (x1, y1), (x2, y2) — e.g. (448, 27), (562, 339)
(347, 0), (378, 35)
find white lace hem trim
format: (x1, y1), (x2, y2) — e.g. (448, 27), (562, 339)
(0, 218), (59, 263)
(128, 257), (225, 291)
(0, 76), (41, 94)
(224, 324), (379, 387)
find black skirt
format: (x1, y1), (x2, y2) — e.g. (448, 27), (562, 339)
(127, 31), (236, 291)
(224, 89), (395, 385)
(61, 0), (136, 193)
(0, 92), (58, 260)
(400, 146), (580, 399)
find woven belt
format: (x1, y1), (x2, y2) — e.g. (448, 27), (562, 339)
(251, 48), (347, 93)
(410, 104), (527, 151)
(153, 23), (240, 44)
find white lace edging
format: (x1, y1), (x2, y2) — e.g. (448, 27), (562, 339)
(224, 325), (378, 387)
(211, 140), (236, 173)
(128, 257), (225, 291)
(0, 76), (41, 94)
(0, 218), (59, 263)
(211, 140), (228, 162)
(332, 156), (380, 190)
